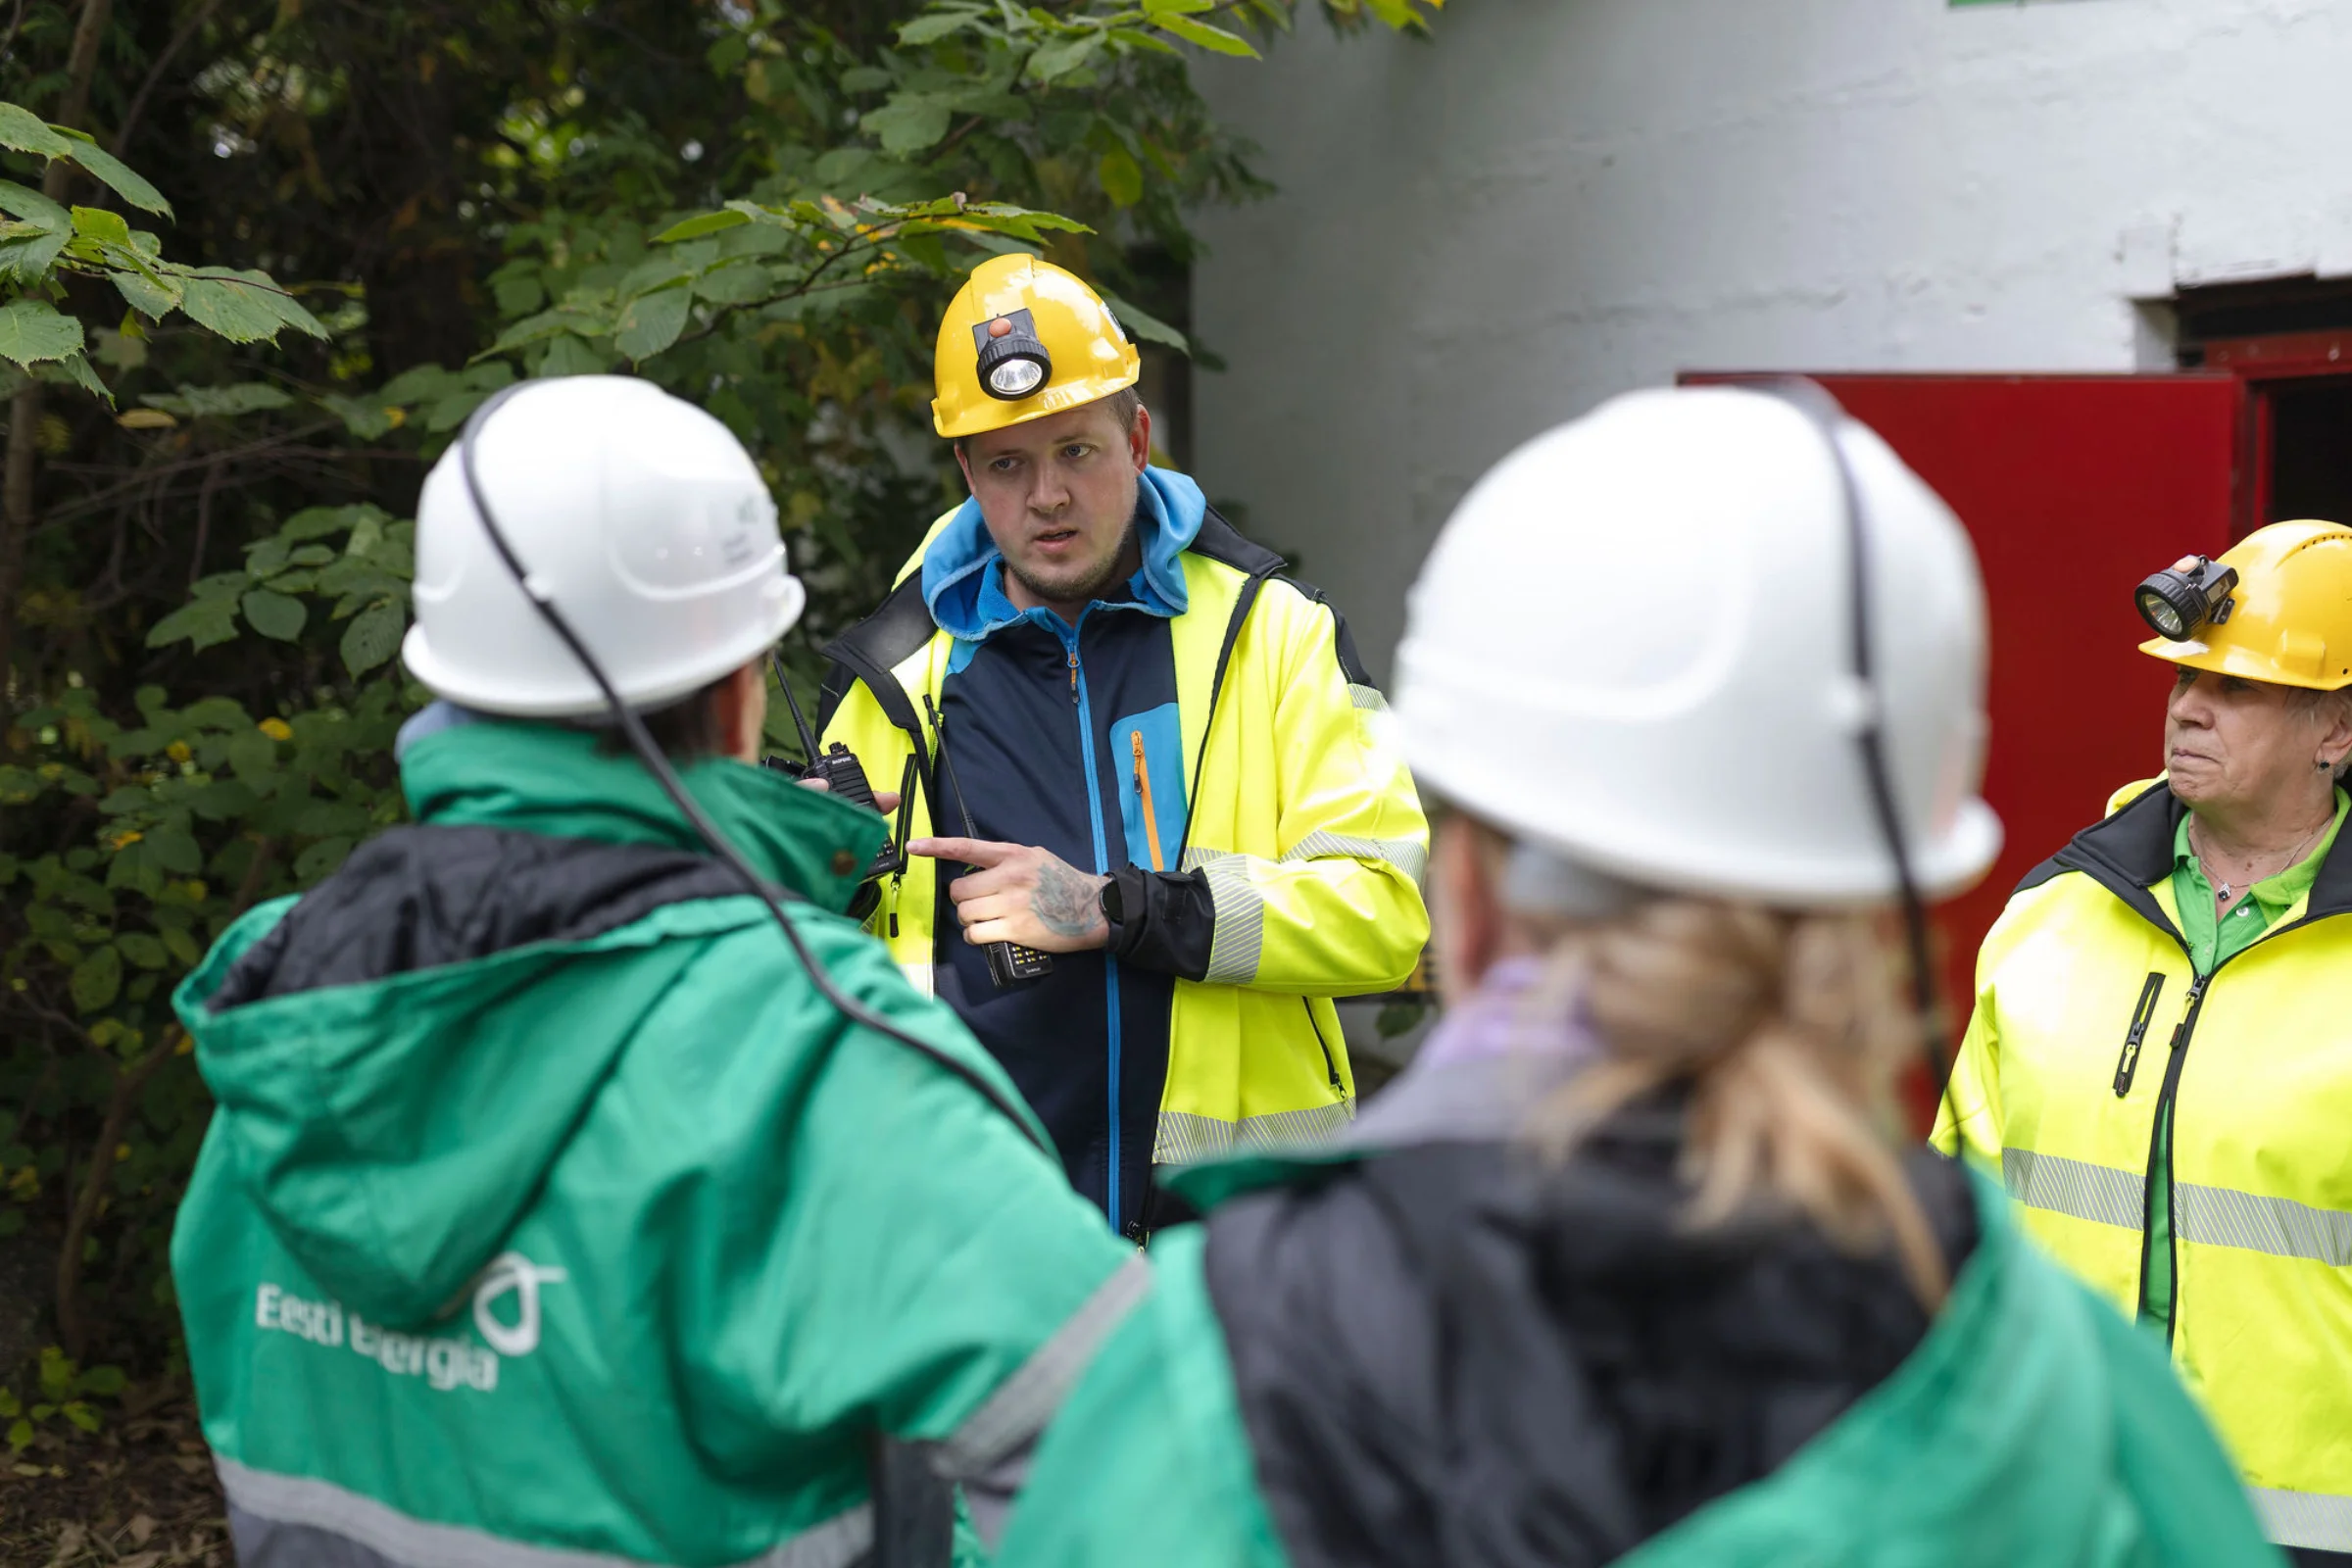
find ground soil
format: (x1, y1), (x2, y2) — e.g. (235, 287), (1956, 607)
(0, 1388), (227, 1568)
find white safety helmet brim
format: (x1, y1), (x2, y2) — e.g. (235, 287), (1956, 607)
(402, 375), (808, 719)
(1394, 386), (2001, 909)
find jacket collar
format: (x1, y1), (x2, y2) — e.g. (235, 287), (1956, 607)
(2031, 776), (2352, 944)
(920, 465), (1207, 642)
(397, 713), (885, 914)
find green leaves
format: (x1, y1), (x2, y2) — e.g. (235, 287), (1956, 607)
(0, 102), (72, 160)
(51, 132), (172, 219)
(1152, 15), (1260, 56)
(613, 283), (692, 361)
(0, 298), (81, 367)
(1098, 146), (1144, 208)
(70, 946), (120, 1014)
(339, 601), (405, 677)
(862, 97), (956, 157)
(175, 269), (329, 345)
(239, 589), (308, 643)
(138, 382), (294, 418)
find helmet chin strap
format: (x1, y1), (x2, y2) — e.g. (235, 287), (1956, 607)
(1756, 377), (1961, 1141)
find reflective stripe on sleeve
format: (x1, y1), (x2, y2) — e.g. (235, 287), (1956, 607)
(1192, 851), (1265, 985)
(2251, 1487), (2352, 1552)
(215, 1456), (872, 1568)
(934, 1253), (1152, 1480)
(1346, 684), (1388, 712)
(1280, 830), (1428, 885)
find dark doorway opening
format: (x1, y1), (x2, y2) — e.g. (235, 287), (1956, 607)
(2266, 377), (2352, 527)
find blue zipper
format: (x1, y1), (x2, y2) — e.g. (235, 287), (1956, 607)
(1056, 612), (1122, 1235)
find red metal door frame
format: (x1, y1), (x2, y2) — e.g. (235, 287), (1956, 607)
(2203, 330), (2352, 533)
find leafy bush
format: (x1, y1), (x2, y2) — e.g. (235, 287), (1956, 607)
(0, 0), (1443, 1376)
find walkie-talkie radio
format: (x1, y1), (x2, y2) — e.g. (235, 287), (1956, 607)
(767, 655), (902, 884)
(923, 695), (1054, 988)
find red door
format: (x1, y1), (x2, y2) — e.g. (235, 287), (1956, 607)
(1685, 372), (2244, 1054)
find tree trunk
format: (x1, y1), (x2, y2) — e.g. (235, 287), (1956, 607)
(0, 0), (113, 725)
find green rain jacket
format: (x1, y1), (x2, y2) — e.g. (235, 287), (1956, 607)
(171, 716), (1137, 1568)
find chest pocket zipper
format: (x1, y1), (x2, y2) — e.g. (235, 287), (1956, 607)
(2113, 971), (2167, 1097)
(1131, 732), (1164, 872)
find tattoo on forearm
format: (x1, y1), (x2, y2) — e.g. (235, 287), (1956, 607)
(1032, 858), (1107, 939)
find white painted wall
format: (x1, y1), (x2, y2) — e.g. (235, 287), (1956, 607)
(1189, 0), (2352, 679)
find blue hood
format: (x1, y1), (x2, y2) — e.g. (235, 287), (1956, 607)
(921, 466), (1205, 642)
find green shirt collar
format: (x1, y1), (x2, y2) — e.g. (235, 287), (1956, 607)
(2166, 787), (2350, 972)
(398, 716), (888, 915)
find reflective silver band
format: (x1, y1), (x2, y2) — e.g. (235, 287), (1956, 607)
(1154, 1101), (1355, 1164)
(894, 959), (934, 998)
(2003, 1148), (2352, 1265)
(1347, 684), (1389, 712)
(1281, 830), (1428, 885)
(2001, 1147), (2143, 1232)
(1194, 852), (1265, 985)
(2179, 1182), (2352, 1266)
(2251, 1486), (2352, 1552)
(936, 1254), (1151, 1478)
(215, 1456), (871, 1568)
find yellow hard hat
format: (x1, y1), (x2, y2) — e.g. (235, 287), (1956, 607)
(931, 254), (1141, 440)
(2138, 518), (2352, 690)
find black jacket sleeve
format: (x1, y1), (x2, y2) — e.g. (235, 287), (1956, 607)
(1103, 865), (1215, 982)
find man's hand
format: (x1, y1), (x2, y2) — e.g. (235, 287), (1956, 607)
(908, 837), (1108, 954)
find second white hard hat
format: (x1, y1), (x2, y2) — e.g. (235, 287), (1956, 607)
(403, 375), (805, 718)
(1394, 385), (2000, 906)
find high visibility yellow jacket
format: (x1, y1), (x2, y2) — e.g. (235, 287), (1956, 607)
(817, 488), (1429, 1221)
(1936, 776), (2352, 1556)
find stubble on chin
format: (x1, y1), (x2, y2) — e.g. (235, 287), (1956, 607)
(1009, 521), (1136, 606)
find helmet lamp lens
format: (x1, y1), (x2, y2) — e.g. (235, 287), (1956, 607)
(987, 357), (1047, 399)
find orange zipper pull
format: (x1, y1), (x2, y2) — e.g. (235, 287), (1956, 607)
(1131, 731), (1164, 871)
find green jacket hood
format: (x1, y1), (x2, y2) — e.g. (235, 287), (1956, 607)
(174, 717), (888, 1327)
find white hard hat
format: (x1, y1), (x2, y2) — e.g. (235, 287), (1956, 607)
(403, 375), (806, 718)
(1394, 385), (2000, 906)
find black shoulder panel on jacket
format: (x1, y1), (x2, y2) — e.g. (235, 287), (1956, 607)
(208, 826), (748, 1012)
(1200, 1120), (1979, 1568)
(817, 570), (936, 736)
(1189, 504), (1286, 579)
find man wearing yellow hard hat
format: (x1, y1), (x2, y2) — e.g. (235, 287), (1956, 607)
(1936, 518), (2352, 1565)
(819, 254), (1430, 1239)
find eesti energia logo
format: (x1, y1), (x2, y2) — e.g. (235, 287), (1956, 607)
(252, 1250), (567, 1395)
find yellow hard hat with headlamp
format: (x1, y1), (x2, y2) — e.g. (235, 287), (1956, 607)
(931, 253), (1141, 440)
(2136, 518), (2352, 690)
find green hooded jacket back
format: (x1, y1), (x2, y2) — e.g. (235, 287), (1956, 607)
(172, 717), (1135, 1568)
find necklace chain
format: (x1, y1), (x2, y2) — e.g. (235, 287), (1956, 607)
(2189, 814), (2329, 906)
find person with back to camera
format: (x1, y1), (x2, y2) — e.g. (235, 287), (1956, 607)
(167, 375), (1138, 1568)
(992, 385), (2280, 1567)
(1937, 519), (2352, 1566)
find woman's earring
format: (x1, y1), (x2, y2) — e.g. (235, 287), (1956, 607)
(2323, 758), (2337, 771)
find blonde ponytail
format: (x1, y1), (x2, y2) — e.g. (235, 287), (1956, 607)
(1523, 891), (1949, 1307)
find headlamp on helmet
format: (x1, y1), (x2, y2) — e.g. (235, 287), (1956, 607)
(973, 309), (1052, 401)
(2134, 554), (2239, 641)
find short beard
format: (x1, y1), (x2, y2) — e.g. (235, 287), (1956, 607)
(1007, 516), (1138, 607)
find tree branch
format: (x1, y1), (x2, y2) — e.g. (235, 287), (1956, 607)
(0, 0), (116, 727)
(113, 0), (225, 157)
(54, 1030), (174, 1362)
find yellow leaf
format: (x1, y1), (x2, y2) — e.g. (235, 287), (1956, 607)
(166, 741), (190, 761)
(108, 829), (142, 850)
(117, 409), (177, 430)
(258, 717), (293, 741)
